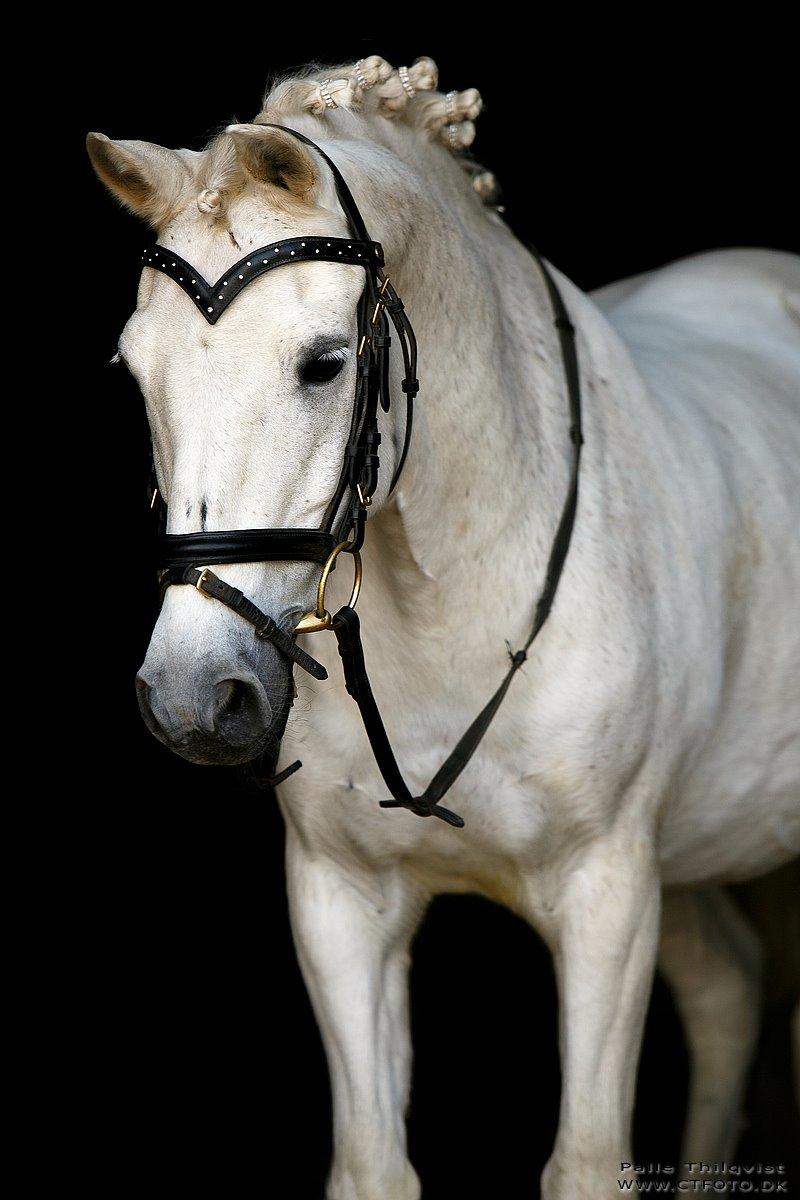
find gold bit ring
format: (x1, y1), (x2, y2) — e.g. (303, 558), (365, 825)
(295, 539), (362, 634)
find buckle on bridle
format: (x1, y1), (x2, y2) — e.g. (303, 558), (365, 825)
(195, 566), (212, 592)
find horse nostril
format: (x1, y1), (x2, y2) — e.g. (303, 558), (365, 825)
(136, 666), (274, 762)
(214, 678), (249, 720)
(209, 676), (269, 745)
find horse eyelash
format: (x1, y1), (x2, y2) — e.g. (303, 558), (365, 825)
(304, 347), (349, 370)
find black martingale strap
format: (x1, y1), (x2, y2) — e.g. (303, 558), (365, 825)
(326, 248), (583, 828)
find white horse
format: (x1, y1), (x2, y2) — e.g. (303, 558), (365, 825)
(87, 54), (800, 1200)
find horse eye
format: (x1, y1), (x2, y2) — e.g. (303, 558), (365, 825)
(299, 349), (347, 385)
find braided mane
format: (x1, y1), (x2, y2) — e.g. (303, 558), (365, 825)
(195, 54), (500, 216)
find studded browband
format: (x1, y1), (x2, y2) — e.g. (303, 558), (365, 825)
(141, 236), (384, 326)
(145, 126), (582, 828)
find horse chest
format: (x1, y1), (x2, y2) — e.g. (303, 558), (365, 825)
(280, 669), (627, 879)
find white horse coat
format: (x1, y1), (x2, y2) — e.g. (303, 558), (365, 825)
(88, 61), (800, 1199)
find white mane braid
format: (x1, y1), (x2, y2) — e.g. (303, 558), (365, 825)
(188, 54), (498, 218)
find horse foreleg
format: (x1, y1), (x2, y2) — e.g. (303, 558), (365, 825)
(285, 829), (425, 1200)
(659, 887), (763, 1161)
(540, 831), (661, 1200)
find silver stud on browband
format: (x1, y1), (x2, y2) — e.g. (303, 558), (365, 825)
(398, 66), (416, 99)
(319, 79), (337, 110)
(352, 60), (374, 92)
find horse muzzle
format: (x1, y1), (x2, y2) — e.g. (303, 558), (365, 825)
(136, 663), (278, 765)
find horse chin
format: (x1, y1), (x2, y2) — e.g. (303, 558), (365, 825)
(162, 730), (270, 768)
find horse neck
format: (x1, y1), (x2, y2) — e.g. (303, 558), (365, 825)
(334, 128), (583, 638)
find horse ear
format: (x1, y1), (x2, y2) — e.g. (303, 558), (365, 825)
(86, 132), (190, 227)
(226, 125), (317, 197)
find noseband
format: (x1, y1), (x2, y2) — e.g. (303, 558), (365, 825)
(144, 126), (583, 828)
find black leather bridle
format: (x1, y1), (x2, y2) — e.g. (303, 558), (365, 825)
(145, 126), (583, 828)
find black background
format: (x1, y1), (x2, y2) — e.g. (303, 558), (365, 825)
(66, 20), (799, 1198)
